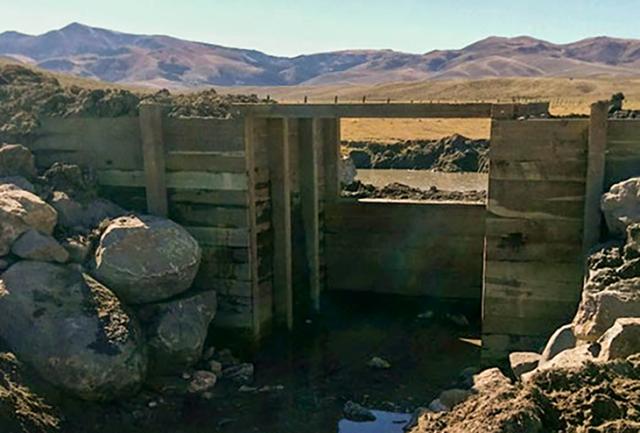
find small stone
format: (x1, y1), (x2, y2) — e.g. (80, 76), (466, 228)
(445, 313), (470, 327)
(540, 324), (576, 363)
(258, 385), (284, 393)
(148, 401), (158, 408)
(182, 372), (192, 380)
(428, 398), (449, 412)
(438, 388), (472, 409)
(216, 349), (240, 368)
(343, 401), (376, 422)
(145, 376), (189, 395)
(238, 385), (257, 393)
(188, 371), (217, 394)
(203, 346), (216, 360)
(509, 352), (540, 380)
(417, 310), (435, 320)
(223, 363), (254, 384)
(63, 237), (91, 264)
(208, 360), (223, 375)
(202, 391), (213, 400)
(472, 368), (512, 393)
(367, 356), (391, 369)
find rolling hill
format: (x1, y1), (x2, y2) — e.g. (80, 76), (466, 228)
(2, 23), (640, 88)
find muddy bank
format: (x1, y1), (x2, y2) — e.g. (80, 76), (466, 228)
(343, 134), (489, 173)
(411, 357), (640, 433)
(1, 294), (481, 433)
(343, 181), (486, 203)
(0, 64), (267, 141)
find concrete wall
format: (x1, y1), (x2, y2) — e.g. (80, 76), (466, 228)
(325, 199), (486, 299)
(482, 119), (590, 360)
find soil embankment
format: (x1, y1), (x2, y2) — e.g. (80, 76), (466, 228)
(343, 134), (489, 173)
(0, 63), (266, 142)
(343, 181), (486, 203)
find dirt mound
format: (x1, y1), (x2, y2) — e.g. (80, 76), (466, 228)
(0, 350), (61, 433)
(0, 64), (266, 142)
(344, 134), (489, 173)
(412, 357), (640, 433)
(343, 181), (486, 202)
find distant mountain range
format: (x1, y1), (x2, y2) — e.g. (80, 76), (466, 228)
(1, 23), (640, 88)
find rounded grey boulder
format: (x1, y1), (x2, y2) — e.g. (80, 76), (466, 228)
(92, 215), (201, 304)
(137, 290), (217, 375)
(0, 261), (147, 401)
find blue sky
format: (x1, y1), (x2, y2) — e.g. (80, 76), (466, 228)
(2, 0), (639, 56)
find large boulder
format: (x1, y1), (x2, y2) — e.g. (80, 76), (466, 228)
(573, 278), (640, 342)
(601, 177), (640, 237)
(0, 144), (36, 179)
(0, 184), (57, 256)
(0, 261), (147, 401)
(92, 215), (201, 304)
(539, 324), (576, 363)
(137, 290), (217, 375)
(598, 317), (640, 361)
(11, 229), (69, 263)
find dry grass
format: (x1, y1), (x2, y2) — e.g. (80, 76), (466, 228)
(341, 118), (491, 141)
(223, 76), (640, 142)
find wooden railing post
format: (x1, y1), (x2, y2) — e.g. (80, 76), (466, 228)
(582, 101), (609, 256)
(139, 103), (168, 216)
(267, 118), (293, 330)
(322, 118), (341, 202)
(298, 118), (321, 311)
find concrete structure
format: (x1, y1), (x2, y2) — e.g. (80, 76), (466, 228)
(21, 100), (640, 360)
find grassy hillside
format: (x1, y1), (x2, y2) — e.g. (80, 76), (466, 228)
(220, 77), (640, 141)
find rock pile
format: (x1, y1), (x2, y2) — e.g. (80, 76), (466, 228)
(0, 143), (223, 404)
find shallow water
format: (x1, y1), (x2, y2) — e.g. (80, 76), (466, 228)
(338, 410), (412, 433)
(185, 294), (482, 433)
(356, 170), (488, 192)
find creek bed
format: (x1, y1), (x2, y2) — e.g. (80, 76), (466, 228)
(188, 294), (481, 433)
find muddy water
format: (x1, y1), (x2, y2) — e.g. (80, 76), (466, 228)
(356, 170), (488, 192)
(183, 294), (481, 433)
